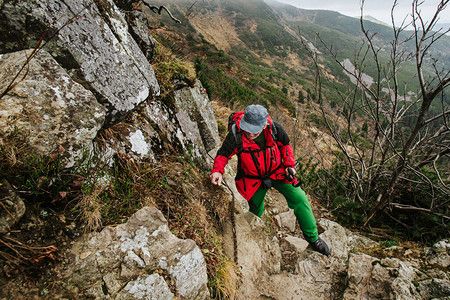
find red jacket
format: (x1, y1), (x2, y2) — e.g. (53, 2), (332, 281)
(212, 113), (296, 200)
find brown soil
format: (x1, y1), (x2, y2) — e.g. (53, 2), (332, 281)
(0, 193), (82, 298)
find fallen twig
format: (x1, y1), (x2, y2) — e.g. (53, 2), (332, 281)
(0, 200), (17, 222)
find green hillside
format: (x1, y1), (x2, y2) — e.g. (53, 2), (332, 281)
(267, 0), (450, 111)
(147, 0), (449, 111)
(145, 0), (449, 242)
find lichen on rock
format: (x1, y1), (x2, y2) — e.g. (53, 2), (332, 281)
(58, 207), (210, 299)
(0, 49), (105, 169)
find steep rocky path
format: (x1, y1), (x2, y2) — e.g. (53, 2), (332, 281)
(218, 159), (450, 299)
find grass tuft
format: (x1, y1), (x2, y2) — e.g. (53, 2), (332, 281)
(76, 186), (104, 232)
(152, 41), (196, 98)
(211, 257), (239, 299)
(0, 126), (33, 176)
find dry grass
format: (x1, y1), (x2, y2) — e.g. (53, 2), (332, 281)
(189, 9), (241, 53)
(212, 258), (239, 299)
(1, 126), (237, 295)
(0, 127), (33, 176)
(151, 42), (196, 97)
(76, 186), (103, 232)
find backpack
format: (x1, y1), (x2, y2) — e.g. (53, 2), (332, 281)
(227, 112), (244, 153)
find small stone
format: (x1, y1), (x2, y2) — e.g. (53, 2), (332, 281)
(276, 210), (296, 232)
(284, 235), (309, 253)
(79, 251), (92, 260)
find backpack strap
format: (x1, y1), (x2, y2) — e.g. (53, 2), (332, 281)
(227, 112), (236, 131)
(231, 123), (244, 154)
(271, 121), (278, 144)
(231, 123), (245, 181)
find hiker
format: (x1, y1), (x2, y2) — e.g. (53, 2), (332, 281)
(210, 104), (330, 256)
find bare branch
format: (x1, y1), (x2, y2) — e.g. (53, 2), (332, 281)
(426, 77), (450, 101)
(0, 13), (87, 100)
(141, 2), (181, 23)
(302, 0), (449, 233)
(391, 203), (450, 220)
(424, 109), (450, 125)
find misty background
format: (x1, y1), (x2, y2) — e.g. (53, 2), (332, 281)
(274, 0), (450, 30)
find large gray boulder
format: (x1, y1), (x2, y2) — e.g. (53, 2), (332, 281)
(343, 254), (419, 299)
(0, 0), (221, 168)
(59, 206), (210, 299)
(0, 0), (160, 123)
(174, 80), (221, 154)
(0, 49), (105, 169)
(120, 8), (156, 61)
(99, 80), (220, 168)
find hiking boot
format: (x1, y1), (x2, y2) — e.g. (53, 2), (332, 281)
(311, 237), (330, 256)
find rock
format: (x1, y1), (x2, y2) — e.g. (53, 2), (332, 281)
(59, 207), (209, 299)
(318, 218), (377, 259)
(295, 252), (330, 283)
(434, 239), (450, 252)
(0, 179), (26, 232)
(418, 278), (450, 299)
(264, 236), (282, 275)
(121, 9), (156, 61)
(218, 156), (249, 212)
(274, 209), (296, 232)
(385, 245), (404, 252)
(344, 254), (423, 299)
(96, 100), (176, 163)
(243, 211), (265, 230)
(174, 80), (221, 154)
(0, 49), (105, 169)
(391, 261), (420, 300)
(99, 80), (220, 166)
(318, 218), (349, 259)
(343, 253), (378, 300)
(0, 0), (160, 123)
(425, 239), (450, 269)
(116, 273), (174, 299)
(284, 235), (309, 253)
(222, 204), (282, 298)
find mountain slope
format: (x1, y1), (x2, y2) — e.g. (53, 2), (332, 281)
(143, 0), (449, 242)
(267, 0), (450, 80)
(147, 0), (449, 108)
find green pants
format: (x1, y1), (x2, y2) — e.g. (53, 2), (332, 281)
(248, 181), (319, 243)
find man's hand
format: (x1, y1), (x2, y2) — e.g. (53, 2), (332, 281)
(285, 167), (296, 181)
(210, 172), (223, 186)
(285, 167), (296, 176)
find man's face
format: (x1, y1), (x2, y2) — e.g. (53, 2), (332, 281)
(244, 124), (267, 140)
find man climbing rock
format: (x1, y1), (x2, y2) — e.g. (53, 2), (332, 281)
(210, 104), (330, 256)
